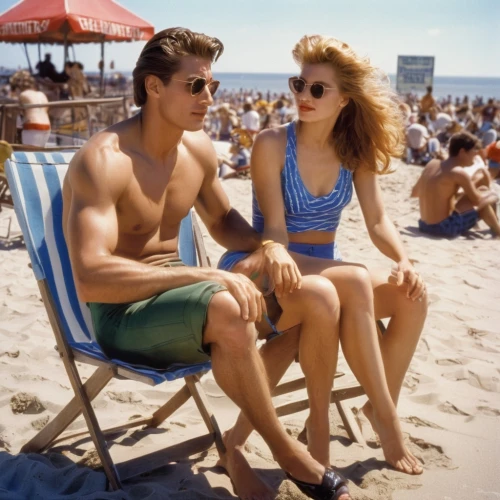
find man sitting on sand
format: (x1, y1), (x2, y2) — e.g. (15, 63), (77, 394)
(62, 27), (351, 500)
(412, 131), (500, 238)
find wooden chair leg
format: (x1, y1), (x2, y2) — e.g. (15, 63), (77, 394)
(38, 282), (122, 490)
(275, 384), (365, 418)
(335, 401), (366, 445)
(51, 383), (195, 447)
(62, 357), (122, 490)
(148, 383), (192, 428)
(21, 365), (114, 453)
(185, 376), (226, 456)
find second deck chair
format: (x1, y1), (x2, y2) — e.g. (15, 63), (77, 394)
(5, 151), (225, 490)
(0, 141), (14, 211)
(192, 223), (368, 446)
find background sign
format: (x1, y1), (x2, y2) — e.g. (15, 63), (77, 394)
(396, 56), (435, 94)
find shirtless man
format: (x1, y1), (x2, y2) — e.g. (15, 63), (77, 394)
(9, 71), (51, 147)
(412, 131), (500, 238)
(62, 28), (350, 500)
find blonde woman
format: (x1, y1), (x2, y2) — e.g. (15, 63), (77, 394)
(218, 34), (426, 498)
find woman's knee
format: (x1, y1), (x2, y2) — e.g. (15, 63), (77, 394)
(391, 284), (429, 319)
(298, 275), (340, 312)
(336, 265), (374, 305)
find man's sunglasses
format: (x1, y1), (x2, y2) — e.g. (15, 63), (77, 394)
(171, 77), (220, 96)
(288, 76), (337, 100)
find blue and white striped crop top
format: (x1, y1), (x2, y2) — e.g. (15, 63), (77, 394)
(252, 121), (353, 233)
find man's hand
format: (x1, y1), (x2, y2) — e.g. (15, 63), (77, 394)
(261, 243), (302, 298)
(217, 270), (266, 323)
(389, 260), (426, 301)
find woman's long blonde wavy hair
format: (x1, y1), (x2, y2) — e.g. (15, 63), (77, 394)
(292, 35), (405, 174)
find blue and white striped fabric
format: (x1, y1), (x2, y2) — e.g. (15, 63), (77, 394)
(253, 120), (353, 233)
(5, 151), (211, 385)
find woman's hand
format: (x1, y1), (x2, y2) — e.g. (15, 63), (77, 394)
(390, 260), (426, 301)
(261, 243), (302, 298)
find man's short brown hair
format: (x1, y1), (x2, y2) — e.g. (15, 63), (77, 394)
(448, 131), (481, 157)
(133, 27), (224, 107)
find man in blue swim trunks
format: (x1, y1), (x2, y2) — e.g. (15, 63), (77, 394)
(412, 131), (500, 238)
(63, 27), (350, 500)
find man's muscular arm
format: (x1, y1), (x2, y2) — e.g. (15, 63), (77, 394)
(193, 133), (262, 252)
(65, 146), (228, 304)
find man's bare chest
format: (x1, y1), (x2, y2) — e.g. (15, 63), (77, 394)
(116, 164), (203, 239)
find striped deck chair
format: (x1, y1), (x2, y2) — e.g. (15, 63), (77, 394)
(4, 151), (224, 490)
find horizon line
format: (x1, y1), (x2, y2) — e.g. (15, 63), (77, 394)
(0, 67), (499, 79)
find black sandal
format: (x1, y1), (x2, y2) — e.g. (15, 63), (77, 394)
(286, 468), (350, 500)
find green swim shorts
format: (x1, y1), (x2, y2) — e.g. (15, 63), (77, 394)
(88, 272), (226, 369)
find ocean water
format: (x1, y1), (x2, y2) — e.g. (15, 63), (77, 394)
(211, 72), (500, 100)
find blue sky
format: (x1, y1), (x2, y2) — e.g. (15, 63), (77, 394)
(0, 0), (498, 76)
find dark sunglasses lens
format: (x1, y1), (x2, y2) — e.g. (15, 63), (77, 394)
(310, 83), (325, 99)
(191, 78), (206, 95)
(208, 80), (220, 95)
(290, 78), (305, 94)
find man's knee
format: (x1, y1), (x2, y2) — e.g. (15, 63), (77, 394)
(205, 291), (257, 349)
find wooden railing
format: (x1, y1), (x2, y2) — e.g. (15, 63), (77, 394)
(0, 96), (132, 144)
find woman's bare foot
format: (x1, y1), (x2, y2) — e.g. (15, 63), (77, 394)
(302, 416), (331, 467)
(359, 402), (380, 436)
(362, 403), (423, 475)
(216, 432), (275, 500)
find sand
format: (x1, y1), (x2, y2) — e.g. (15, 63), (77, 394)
(0, 158), (499, 499)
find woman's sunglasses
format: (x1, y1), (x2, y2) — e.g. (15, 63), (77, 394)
(171, 77), (220, 96)
(288, 76), (337, 100)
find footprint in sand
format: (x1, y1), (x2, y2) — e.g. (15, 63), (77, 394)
(442, 367), (468, 381)
(435, 357), (469, 366)
(401, 416), (443, 430)
(409, 392), (441, 406)
(476, 406), (500, 417)
(467, 371), (500, 393)
(343, 462), (422, 500)
(438, 401), (470, 416)
(105, 391), (143, 404)
(408, 437), (456, 470)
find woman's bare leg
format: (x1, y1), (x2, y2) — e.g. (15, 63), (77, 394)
(360, 269), (428, 427)
(291, 253), (422, 475)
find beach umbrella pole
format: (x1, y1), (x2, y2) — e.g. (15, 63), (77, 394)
(99, 39), (105, 96)
(63, 32), (68, 63)
(24, 43), (33, 74)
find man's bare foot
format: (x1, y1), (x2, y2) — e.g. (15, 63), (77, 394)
(217, 432), (275, 500)
(362, 403), (423, 475)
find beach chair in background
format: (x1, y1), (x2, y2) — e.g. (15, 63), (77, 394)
(4, 151), (224, 490)
(0, 141), (13, 210)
